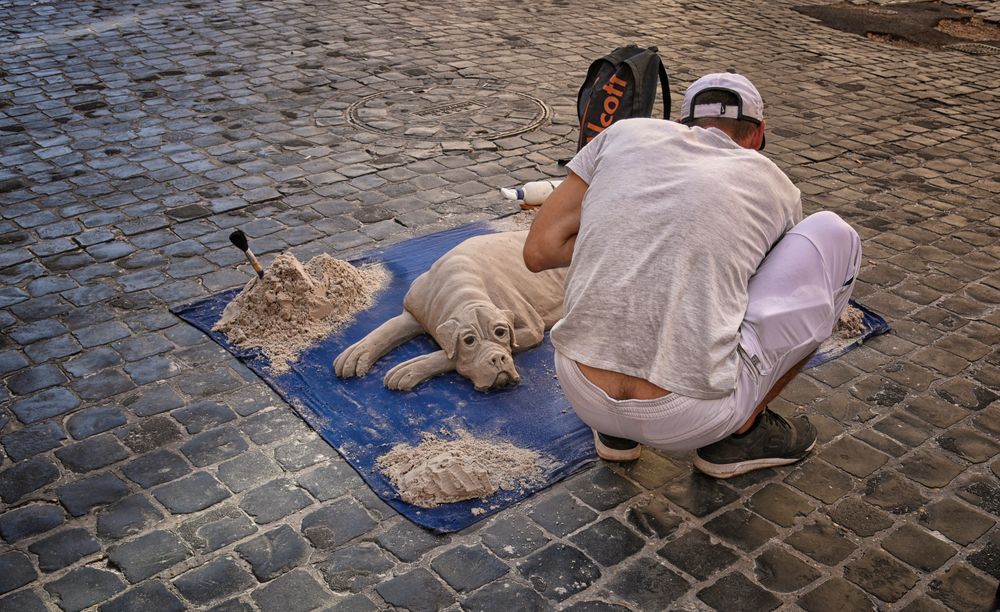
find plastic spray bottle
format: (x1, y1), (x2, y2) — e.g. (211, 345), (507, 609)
(499, 179), (564, 208)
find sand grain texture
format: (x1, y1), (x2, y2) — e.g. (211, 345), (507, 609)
(378, 431), (541, 508)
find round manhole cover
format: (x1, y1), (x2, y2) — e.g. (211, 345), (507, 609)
(346, 80), (551, 141)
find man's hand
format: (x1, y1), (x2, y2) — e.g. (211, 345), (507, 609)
(523, 171), (587, 272)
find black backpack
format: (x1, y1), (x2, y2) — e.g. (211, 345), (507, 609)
(575, 44), (671, 151)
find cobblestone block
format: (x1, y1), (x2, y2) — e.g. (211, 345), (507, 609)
(123, 450), (191, 488)
(2, 421), (66, 461)
(938, 426), (1000, 463)
(171, 400), (236, 434)
(527, 491), (598, 537)
(480, 514), (550, 559)
(6, 363), (67, 395)
(882, 523), (956, 572)
(99, 581), (185, 612)
(318, 542), (395, 593)
(219, 450), (283, 493)
(374, 567), (454, 611)
(819, 436), (889, 478)
(786, 520), (857, 566)
(899, 448), (964, 488)
(0, 590), (47, 612)
(705, 508), (777, 552)
(0, 350), (28, 376)
(461, 579), (549, 611)
(430, 544), (508, 592)
(123, 383), (184, 416)
(251, 568), (331, 612)
(624, 498), (682, 539)
(919, 498), (995, 545)
(273, 437), (334, 471)
(936, 377), (998, 410)
(376, 518), (448, 562)
(96, 494), (164, 541)
(118, 416), (183, 453)
(178, 506), (257, 554)
(862, 470), (926, 515)
(9, 319), (67, 345)
(173, 556), (256, 607)
(873, 411), (935, 447)
(109, 530), (190, 583)
(58, 472), (130, 517)
(959, 477), (1000, 517)
(0, 503), (65, 543)
(0, 551), (37, 594)
(567, 518), (643, 568)
(240, 408), (306, 444)
(181, 426), (248, 467)
(0, 457), (60, 503)
(66, 405), (126, 440)
(698, 571), (780, 612)
(798, 578), (875, 612)
(153, 471), (231, 514)
(64, 347), (122, 378)
(746, 483), (816, 528)
(72, 321), (131, 348)
(301, 497), (374, 547)
(44, 566), (126, 612)
(754, 546), (821, 592)
(235, 524), (308, 582)
(828, 497), (894, 537)
(844, 548), (918, 603)
(565, 466), (641, 512)
(969, 531), (1000, 580)
(603, 556), (689, 610)
(173, 367), (245, 398)
(123, 355), (181, 384)
(784, 459), (854, 504)
(658, 529), (739, 580)
(662, 473), (740, 517)
(29, 528), (100, 572)
(239, 479), (313, 524)
(928, 563), (996, 611)
(9, 387), (80, 425)
(56, 434), (129, 473)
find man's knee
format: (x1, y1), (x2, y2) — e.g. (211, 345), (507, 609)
(790, 211), (860, 285)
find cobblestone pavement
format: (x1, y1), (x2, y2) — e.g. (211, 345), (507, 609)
(2, 0), (999, 610)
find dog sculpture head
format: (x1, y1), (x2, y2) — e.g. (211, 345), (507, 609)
(435, 305), (522, 391)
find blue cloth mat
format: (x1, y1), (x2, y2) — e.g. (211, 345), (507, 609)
(172, 221), (890, 532)
(805, 299), (891, 369)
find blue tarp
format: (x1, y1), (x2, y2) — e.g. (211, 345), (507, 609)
(172, 221), (889, 532)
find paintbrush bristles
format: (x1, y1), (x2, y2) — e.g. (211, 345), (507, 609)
(229, 230), (249, 252)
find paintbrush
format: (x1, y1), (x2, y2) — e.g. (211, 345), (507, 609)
(228, 229), (264, 278)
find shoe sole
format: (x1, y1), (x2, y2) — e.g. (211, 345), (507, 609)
(692, 440), (816, 479)
(593, 430), (641, 462)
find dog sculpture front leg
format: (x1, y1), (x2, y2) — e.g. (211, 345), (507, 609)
(334, 311), (424, 378)
(383, 351), (455, 391)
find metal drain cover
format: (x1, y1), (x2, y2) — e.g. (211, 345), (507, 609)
(346, 79), (551, 142)
(945, 42), (1000, 55)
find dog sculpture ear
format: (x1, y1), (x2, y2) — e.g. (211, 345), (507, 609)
(434, 319), (461, 359)
(502, 309), (544, 351)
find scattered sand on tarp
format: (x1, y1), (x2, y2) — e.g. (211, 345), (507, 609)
(835, 305), (865, 338)
(213, 252), (388, 373)
(377, 431), (542, 508)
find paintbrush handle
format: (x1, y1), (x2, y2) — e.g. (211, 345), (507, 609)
(245, 249), (264, 278)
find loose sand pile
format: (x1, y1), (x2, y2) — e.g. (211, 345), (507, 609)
(377, 431), (542, 508)
(835, 304), (865, 338)
(213, 252), (388, 372)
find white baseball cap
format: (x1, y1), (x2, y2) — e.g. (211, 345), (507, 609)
(679, 72), (764, 125)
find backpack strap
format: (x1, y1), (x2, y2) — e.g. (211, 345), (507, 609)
(657, 61), (671, 119)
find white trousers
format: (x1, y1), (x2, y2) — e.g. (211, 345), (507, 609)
(555, 211), (862, 452)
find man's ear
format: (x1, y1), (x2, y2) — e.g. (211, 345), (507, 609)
(434, 319), (461, 359)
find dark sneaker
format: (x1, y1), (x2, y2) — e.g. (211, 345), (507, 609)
(593, 429), (641, 461)
(693, 409), (816, 479)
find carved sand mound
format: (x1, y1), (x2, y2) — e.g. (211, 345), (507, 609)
(377, 431), (542, 508)
(213, 252), (388, 373)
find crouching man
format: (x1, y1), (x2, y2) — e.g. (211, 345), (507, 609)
(523, 72), (860, 478)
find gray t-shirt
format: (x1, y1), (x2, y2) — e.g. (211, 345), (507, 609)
(553, 118), (802, 399)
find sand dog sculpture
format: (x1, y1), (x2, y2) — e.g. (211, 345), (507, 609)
(214, 252), (388, 373)
(334, 230), (566, 391)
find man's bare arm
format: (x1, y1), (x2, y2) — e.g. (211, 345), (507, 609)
(523, 172), (587, 272)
